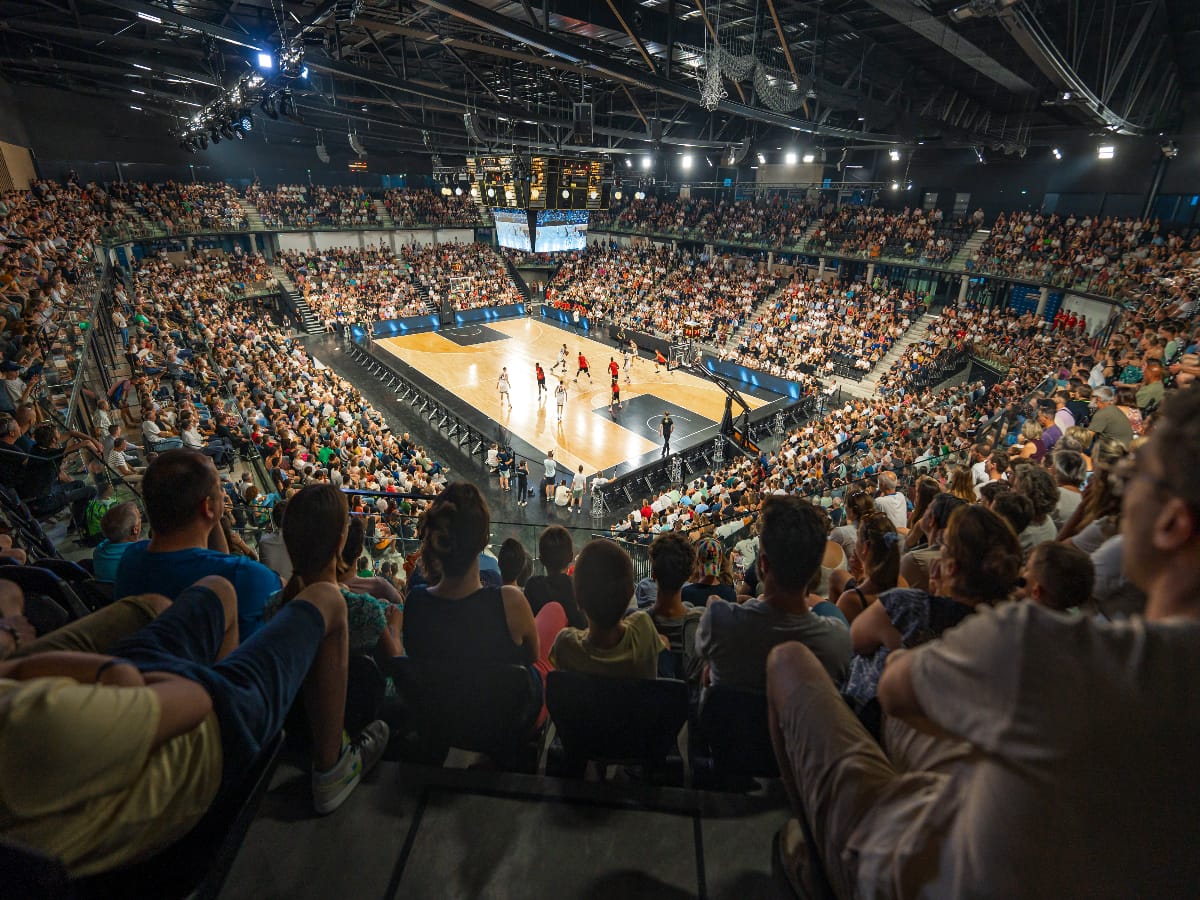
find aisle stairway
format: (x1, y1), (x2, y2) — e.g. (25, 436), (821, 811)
(239, 198), (266, 230)
(722, 279), (791, 352)
(272, 265), (323, 334)
(373, 199), (395, 228)
(502, 256), (532, 304)
(836, 311), (938, 398)
(950, 228), (989, 269)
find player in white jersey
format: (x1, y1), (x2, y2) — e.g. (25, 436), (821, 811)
(624, 339), (636, 383)
(496, 367), (512, 408)
(552, 343), (569, 374)
(555, 379), (567, 421)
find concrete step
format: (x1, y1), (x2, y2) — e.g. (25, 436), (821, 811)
(372, 199), (396, 228)
(239, 198), (266, 228)
(950, 228), (989, 269)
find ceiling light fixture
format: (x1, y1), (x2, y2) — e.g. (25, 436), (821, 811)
(785, 151), (797, 164)
(888, 149), (901, 161)
(1097, 144), (1115, 160)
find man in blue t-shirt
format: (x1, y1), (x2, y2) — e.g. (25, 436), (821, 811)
(114, 450), (282, 637)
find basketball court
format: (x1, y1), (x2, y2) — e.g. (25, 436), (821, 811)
(374, 317), (776, 476)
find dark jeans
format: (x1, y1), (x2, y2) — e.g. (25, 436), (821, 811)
(29, 478), (96, 527)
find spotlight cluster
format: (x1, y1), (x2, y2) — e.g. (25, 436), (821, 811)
(177, 45), (307, 153)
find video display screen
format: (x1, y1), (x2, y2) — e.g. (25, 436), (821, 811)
(493, 208), (532, 251)
(534, 209), (589, 252)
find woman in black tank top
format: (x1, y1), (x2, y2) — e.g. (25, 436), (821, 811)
(403, 483), (561, 671)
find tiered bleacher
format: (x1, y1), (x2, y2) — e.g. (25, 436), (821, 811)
(2, 180), (1199, 899)
(108, 180), (248, 234)
(382, 188), (481, 227)
(400, 241), (524, 310)
(546, 244), (780, 344)
(279, 247), (426, 329)
(245, 183), (377, 229)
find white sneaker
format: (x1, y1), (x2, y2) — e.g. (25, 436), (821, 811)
(312, 720), (390, 815)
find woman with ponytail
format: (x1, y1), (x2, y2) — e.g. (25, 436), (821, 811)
(403, 482), (566, 702)
(836, 512), (902, 623)
(266, 483), (403, 658)
(843, 505), (1022, 711)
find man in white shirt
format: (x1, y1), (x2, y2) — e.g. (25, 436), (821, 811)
(571, 465), (587, 514)
(554, 479), (571, 507)
(872, 471), (908, 531)
(543, 450), (557, 502)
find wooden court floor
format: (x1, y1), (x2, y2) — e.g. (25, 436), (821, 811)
(376, 318), (768, 475)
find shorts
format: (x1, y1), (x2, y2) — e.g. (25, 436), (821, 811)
(111, 584), (325, 797)
(14, 594), (163, 657)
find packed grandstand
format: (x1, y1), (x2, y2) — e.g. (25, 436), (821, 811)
(2, 177), (1199, 897)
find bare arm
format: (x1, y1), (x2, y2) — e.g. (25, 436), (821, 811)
(877, 648), (956, 740)
(849, 597), (902, 656)
(500, 584), (540, 663)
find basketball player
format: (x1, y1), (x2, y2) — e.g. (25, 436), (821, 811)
(555, 379), (567, 421)
(654, 349), (668, 374)
(608, 357), (619, 382)
(624, 339), (636, 383)
(552, 343), (568, 374)
(535, 362), (546, 398)
(497, 367), (512, 409)
(609, 376), (622, 412)
(575, 350), (591, 383)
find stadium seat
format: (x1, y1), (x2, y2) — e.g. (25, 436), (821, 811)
(545, 671), (689, 781)
(696, 684), (779, 784)
(385, 657), (544, 771)
(0, 732), (285, 900)
(31, 558), (112, 610)
(0, 564), (93, 620)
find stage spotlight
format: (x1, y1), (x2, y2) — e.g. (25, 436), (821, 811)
(561, 188), (570, 199)
(642, 155), (652, 170)
(785, 151), (797, 164)
(455, 186), (463, 196)
(220, 122), (236, 140)
(256, 52), (274, 70)
(1097, 144), (1115, 160)
(888, 149), (901, 161)
(210, 126), (222, 145)
(613, 190), (622, 200)
(802, 152), (815, 164)
(1052, 147), (1062, 160)
(681, 154), (693, 169)
(260, 95), (279, 119)
(757, 152), (766, 164)
(624, 158), (632, 168)
(486, 187), (496, 198)
(279, 90), (301, 122)
(890, 181), (899, 191)
(973, 146), (986, 164)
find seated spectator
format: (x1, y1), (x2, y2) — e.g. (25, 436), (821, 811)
(257, 500), (292, 583)
(114, 450), (283, 636)
(681, 536), (737, 606)
(141, 408), (181, 452)
(766, 384), (1200, 898)
(523, 525), (586, 628)
(1012, 463), (1059, 553)
(696, 495), (850, 691)
(551, 539), (665, 679)
(899, 493), (967, 592)
(403, 483), (565, 698)
(92, 501), (142, 584)
(647, 532), (704, 680)
(105, 436), (144, 486)
(872, 471), (908, 530)
(844, 505), (1023, 710)
(7, 422), (99, 529)
(1020, 541), (1095, 613)
(1051, 449), (1087, 529)
(836, 513), (902, 622)
(265, 484), (402, 658)
(0, 574), (389, 874)
(498, 537), (533, 588)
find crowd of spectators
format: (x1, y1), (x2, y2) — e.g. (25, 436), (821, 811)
(383, 188), (480, 227)
(722, 275), (924, 381)
(972, 211), (1200, 300)
(279, 246), (426, 329)
(2, 180), (1200, 897)
(107, 180), (248, 233)
(809, 205), (966, 262)
(546, 244), (779, 345)
(600, 195), (820, 246)
(400, 241), (523, 310)
(246, 184), (377, 229)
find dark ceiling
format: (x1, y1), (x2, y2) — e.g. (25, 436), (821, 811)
(0, 0), (1195, 162)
